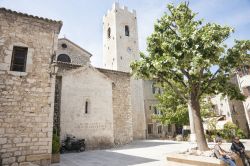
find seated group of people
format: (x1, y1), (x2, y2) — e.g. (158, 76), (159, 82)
(214, 136), (250, 166)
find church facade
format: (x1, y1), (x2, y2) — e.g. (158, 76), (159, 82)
(55, 38), (134, 149)
(54, 3), (147, 149)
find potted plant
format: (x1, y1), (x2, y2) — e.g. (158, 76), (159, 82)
(51, 133), (60, 163)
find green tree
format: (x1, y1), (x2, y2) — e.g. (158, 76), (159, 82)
(200, 99), (216, 118)
(153, 83), (214, 126)
(153, 83), (189, 126)
(131, 2), (250, 150)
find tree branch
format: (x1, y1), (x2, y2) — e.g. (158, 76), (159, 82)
(157, 73), (188, 101)
(198, 68), (220, 97)
(166, 24), (179, 37)
(181, 69), (191, 79)
(171, 70), (188, 88)
(166, 80), (188, 101)
(197, 67), (205, 95)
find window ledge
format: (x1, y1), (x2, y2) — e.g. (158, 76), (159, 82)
(7, 71), (28, 76)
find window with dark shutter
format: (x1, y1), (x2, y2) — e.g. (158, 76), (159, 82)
(148, 124), (153, 134)
(158, 126), (162, 134)
(125, 25), (129, 36)
(152, 83), (156, 94)
(85, 101), (88, 114)
(10, 46), (28, 72)
(107, 27), (111, 39)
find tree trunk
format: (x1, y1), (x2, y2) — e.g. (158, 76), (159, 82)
(188, 103), (196, 142)
(190, 93), (209, 151)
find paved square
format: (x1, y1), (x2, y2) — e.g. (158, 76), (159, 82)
(52, 140), (250, 166)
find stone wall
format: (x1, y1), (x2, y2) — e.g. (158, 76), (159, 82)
(56, 38), (91, 65)
(98, 68), (133, 144)
(131, 79), (146, 139)
(0, 8), (61, 165)
(60, 66), (114, 149)
(230, 99), (249, 135)
(229, 75), (249, 135)
(53, 63), (82, 135)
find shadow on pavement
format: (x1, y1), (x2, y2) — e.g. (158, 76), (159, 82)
(113, 140), (179, 150)
(52, 150), (157, 166)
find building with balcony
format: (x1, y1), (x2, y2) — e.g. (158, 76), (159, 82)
(237, 65), (250, 129)
(208, 67), (250, 137)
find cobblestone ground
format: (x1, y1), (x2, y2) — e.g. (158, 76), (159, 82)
(52, 139), (250, 166)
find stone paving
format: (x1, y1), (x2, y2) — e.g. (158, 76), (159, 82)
(52, 139), (250, 166)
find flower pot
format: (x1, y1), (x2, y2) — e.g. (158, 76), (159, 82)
(51, 153), (60, 163)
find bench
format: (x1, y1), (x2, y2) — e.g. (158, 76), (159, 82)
(166, 153), (246, 166)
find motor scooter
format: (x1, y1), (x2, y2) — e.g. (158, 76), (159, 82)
(60, 135), (85, 153)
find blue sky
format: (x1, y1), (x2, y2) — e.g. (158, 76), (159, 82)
(1, 0), (250, 67)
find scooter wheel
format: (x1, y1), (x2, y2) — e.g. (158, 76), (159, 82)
(79, 146), (85, 152)
(60, 147), (66, 154)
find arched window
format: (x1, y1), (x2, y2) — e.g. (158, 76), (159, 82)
(107, 27), (111, 39)
(57, 54), (71, 63)
(125, 25), (129, 36)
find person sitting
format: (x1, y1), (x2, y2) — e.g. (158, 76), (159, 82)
(231, 136), (250, 166)
(214, 137), (236, 166)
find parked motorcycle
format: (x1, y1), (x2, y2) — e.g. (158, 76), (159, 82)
(60, 135), (86, 153)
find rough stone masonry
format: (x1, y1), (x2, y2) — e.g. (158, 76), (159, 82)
(0, 8), (62, 165)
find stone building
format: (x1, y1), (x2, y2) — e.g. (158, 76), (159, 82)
(54, 3), (148, 149)
(237, 65), (250, 130)
(143, 80), (176, 138)
(54, 4), (139, 148)
(209, 74), (250, 136)
(0, 8), (62, 166)
(51, 4), (139, 148)
(54, 38), (133, 148)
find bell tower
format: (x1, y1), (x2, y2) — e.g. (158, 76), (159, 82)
(103, 2), (139, 72)
(103, 3), (146, 140)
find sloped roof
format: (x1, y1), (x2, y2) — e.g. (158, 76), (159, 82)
(56, 61), (84, 67)
(59, 38), (92, 57)
(62, 65), (113, 83)
(96, 67), (130, 75)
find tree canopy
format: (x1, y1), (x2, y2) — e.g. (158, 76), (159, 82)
(131, 2), (250, 150)
(153, 83), (189, 126)
(153, 83), (215, 126)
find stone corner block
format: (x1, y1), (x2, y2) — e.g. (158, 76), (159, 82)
(26, 154), (51, 162)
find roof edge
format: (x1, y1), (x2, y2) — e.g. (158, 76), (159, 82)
(96, 67), (130, 76)
(0, 7), (62, 32)
(59, 38), (93, 57)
